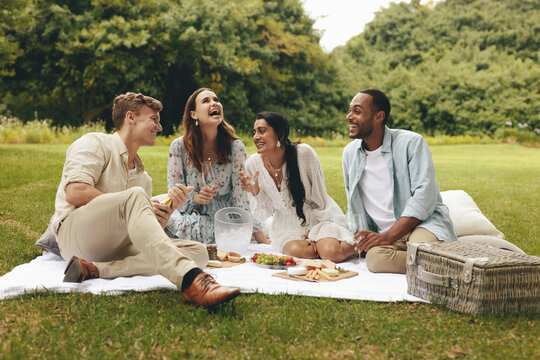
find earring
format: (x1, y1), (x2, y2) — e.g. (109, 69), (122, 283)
(276, 140), (281, 147)
(195, 120), (199, 126)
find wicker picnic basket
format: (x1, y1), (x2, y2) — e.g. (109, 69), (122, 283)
(406, 241), (540, 315)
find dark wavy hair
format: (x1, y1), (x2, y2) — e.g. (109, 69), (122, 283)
(182, 88), (238, 172)
(256, 111), (306, 225)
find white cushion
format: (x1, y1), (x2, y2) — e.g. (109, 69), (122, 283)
(440, 190), (504, 239)
(457, 235), (524, 254)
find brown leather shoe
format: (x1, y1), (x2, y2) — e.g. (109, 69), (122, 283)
(183, 273), (240, 307)
(63, 256), (99, 283)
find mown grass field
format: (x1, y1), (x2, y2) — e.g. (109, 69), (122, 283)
(0, 143), (539, 359)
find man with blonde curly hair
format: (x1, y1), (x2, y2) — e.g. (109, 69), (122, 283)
(50, 92), (240, 307)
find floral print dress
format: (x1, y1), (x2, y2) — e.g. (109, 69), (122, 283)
(165, 137), (256, 244)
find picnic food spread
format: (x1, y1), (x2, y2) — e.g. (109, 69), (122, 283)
(217, 250), (245, 263)
(301, 259), (339, 280)
(274, 259), (358, 282)
(206, 250), (247, 268)
(251, 253), (301, 267)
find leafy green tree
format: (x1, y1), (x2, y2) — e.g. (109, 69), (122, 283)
(0, 0), (342, 136)
(335, 0), (540, 136)
(0, 0), (32, 77)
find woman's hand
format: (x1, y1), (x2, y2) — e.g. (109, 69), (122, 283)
(253, 230), (271, 244)
(194, 186), (217, 205)
(240, 170), (260, 195)
(168, 184), (195, 210)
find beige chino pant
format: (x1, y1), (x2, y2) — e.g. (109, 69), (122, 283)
(365, 227), (441, 274)
(57, 187), (208, 289)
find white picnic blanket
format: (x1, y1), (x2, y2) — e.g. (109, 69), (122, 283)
(0, 244), (424, 302)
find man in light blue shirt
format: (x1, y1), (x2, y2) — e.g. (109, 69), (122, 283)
(343, 89), (456, 274)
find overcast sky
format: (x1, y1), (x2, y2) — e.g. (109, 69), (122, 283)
(302, 0), (435, 52)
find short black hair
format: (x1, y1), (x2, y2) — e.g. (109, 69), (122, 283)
(360, 89), (391, 125)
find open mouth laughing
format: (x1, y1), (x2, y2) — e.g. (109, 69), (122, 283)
(209, 108), (221, 119)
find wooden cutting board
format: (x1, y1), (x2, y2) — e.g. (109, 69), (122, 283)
(205, 260), (245, 269)
(273, 270), (358, 282)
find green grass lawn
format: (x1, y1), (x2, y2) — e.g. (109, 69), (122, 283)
(1, 143), (539, 359)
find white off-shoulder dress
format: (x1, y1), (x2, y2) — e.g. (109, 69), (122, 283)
(245, 143), (354, 252)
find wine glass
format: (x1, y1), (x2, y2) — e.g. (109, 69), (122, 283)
(346, 213), (361, 235)
(201, 161), (216, 211)
(250, 171), (259, 195)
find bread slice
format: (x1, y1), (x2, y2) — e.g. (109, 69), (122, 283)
(227, 252), (242, 262)
(303, 260), (322, 270)
(321, 259), (336, 269)
(217, 249), (228, 261)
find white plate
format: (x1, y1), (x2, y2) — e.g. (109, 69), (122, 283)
(252, 261), (302, 270)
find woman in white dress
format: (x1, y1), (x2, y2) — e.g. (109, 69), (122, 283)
(240, 111), (357, 262)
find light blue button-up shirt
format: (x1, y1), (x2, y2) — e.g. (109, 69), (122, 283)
(342, 126), (457, 242)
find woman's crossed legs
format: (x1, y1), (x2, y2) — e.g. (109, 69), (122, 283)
(283, 237), (357, 263)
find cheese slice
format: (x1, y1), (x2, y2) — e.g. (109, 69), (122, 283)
(207, 260), (222, 268)
(287, 266), (308, 276)
(321, 268), (339, 277)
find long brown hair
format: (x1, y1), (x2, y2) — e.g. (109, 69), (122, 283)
(182, 88), (238, 172)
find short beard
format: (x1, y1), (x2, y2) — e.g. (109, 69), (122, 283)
(349, 125), (373, 140)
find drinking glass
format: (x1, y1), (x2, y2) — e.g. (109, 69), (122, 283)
(201, 161), (216, 211)
(346, 213), (362, 235)
(250, 172), (259, 195)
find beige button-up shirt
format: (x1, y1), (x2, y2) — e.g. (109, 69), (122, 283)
(51, 132), (152, 233)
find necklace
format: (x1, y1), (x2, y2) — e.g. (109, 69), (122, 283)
(206, 151), (215, 161)
(266, 158), (283, 178)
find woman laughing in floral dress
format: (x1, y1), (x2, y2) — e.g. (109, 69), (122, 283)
(166, 88), (268, 244)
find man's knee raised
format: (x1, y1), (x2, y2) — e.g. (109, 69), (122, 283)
(125, 186), (148, 199)
(122, 187), (151, 208)
(365, 248), (385, 273)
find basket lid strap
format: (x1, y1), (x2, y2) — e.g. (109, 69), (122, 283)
(407, 242), (433, 266)
(462, 257), (489, 283)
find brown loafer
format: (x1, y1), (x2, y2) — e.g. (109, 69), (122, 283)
(63, 256), (99, 283)
(183, 273), (240, 307)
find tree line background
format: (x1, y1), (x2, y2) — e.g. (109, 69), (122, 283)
(1, 0), (538, 137)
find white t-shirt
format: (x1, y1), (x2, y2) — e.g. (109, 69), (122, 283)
(359, 146), (396, 232)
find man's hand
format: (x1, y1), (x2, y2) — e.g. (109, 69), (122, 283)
(168, 184), (195, 210)
(193, 186), (217, 205)
(354, 231), (395, 253)
(152, 200), (173, 229)
(354, 217), (421, 254)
